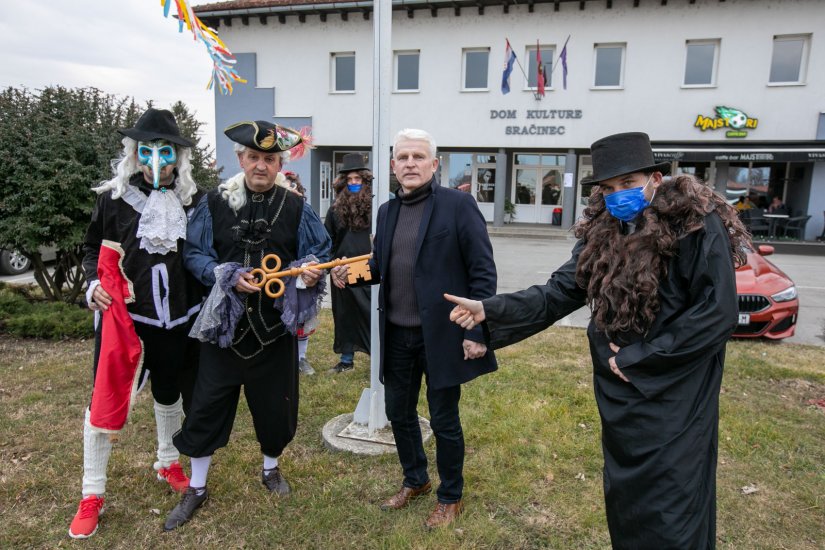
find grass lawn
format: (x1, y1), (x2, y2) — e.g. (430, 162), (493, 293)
(1, 310), (823, 549)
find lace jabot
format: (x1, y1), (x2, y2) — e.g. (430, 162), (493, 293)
(136, 189), (187, 255)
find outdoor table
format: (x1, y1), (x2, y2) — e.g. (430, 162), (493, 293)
(763, 213), (789, 237)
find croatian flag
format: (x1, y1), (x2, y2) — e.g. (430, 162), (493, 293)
(501, 39), (517, 94)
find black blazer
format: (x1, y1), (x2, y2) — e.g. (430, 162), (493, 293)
(370, 180), (498, 390)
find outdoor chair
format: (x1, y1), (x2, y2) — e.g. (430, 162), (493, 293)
(744, 208), (771, 237)
(783, 215), (811, 241)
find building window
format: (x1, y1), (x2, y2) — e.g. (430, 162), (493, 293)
(593, 43), (625, 88)
(331, 52), (355, 92)
(769, 34), (809, 84)
(462, 48), (490, 91)
(526, 45), (555, 89)
(394, 51), (420, 92)
(683, 39), (719, 86)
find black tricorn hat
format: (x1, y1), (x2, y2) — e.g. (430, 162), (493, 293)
(338, 153), (369, 174)
(224, 120), (302, 153)
(581, 132), (670, 184)
(118, 108), (195, 148)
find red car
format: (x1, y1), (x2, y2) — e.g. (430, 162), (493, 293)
(734, 245), (798, 339)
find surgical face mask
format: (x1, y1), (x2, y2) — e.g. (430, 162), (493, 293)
(137, 140), (177, 189)
(603, 175), (655, 222)
(347, 184), (362, 193)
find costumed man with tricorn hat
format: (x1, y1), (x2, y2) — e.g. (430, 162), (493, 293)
(164, 120), (331, 531)
(445, 132), (751, 548)
(325, 153), (373, 373)
(70, 108), (204, 539)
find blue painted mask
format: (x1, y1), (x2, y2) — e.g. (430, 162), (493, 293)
(347, 184), (362, 193)
(603, 175), (654, 222)
(137, 140), (177, 189)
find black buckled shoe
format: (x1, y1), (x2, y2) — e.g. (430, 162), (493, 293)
(262, 467), (291, 495)
(329, 361), (354, 374)
(163, 486), (208, 531)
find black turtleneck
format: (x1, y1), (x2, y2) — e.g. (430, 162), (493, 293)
(386, 179), (434, 327)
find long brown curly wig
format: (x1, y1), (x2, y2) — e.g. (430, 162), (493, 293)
(573, 174), (751, 337)
(331, 169), (373, 231)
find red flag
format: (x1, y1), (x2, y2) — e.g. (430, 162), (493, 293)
(536, 41), (546, 97)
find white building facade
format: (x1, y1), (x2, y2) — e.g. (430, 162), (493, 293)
(196, 0), (825, 240)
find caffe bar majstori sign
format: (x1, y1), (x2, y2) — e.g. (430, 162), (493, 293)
(694, 106), (758, 138)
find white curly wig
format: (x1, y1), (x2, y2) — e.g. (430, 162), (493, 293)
(92, 137), (199, 206)
(219, 143), (290, 213)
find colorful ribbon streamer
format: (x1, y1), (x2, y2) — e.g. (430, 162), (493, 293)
(161, 0), (247, 95)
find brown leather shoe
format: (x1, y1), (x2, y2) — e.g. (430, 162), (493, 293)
(379, 481), (432, 511)
(425, 500), (464, 529)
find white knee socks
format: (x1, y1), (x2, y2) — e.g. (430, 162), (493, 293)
(189, 455), (212, 490)
(153, 397), (183, 471)
(81, 408), (113, 497)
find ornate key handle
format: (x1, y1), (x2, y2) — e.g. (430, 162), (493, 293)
(251, 253), (373, 298)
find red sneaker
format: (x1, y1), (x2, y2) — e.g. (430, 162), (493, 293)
(68, 495), (104, 539)
(157, 461), (190, 493)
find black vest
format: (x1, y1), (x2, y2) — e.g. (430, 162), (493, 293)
(207, 184), (304, 358)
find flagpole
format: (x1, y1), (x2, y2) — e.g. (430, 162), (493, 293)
(505, 37), (539, 100)
(547, 35), (571, 79)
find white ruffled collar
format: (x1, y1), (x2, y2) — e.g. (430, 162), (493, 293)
(119, 181), (187, 255)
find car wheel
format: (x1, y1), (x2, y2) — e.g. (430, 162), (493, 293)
(0, 249), (32, 275)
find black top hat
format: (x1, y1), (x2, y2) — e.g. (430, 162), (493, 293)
(581, 132), (670, 184)
(224, 120), (303, 153)
(118, 108), (195, 148)
(338, 153), (369, 174)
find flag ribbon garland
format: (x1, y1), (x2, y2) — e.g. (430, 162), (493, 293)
(161, 0), (248, 95)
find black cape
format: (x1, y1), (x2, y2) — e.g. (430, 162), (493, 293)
(324, 210), (371, 355)
(483, 212), (738, 549)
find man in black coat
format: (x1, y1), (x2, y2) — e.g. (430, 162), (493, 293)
(331, 128), (497, 529)
(445, 132), (751, 549)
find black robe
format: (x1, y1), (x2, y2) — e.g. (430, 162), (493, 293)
(324, 210), (371, 356)
(483, 212), (738, 549)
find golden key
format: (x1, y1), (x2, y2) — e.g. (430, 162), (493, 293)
(250, 253), (372, 298)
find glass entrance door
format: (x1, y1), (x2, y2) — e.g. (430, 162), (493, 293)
(513, 153), (566, 223)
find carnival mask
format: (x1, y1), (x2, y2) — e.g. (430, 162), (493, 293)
(603, 175), (655, 222)
(137, 140), (177, 189)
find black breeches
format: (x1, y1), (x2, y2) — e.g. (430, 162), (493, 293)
(173, 335), (299, 459)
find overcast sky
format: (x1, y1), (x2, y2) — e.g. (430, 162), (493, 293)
(0, 0), (219, 149)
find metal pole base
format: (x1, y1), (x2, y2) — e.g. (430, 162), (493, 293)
(321, 413), (432, 456)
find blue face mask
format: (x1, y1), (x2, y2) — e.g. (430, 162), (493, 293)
(347, 184), (362, 193)
(603, 176), (654, 222)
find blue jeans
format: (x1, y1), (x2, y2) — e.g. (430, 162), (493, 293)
(383, 324), (464, 503)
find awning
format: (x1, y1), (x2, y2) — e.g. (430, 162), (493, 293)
(652, 141), (825, 163)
